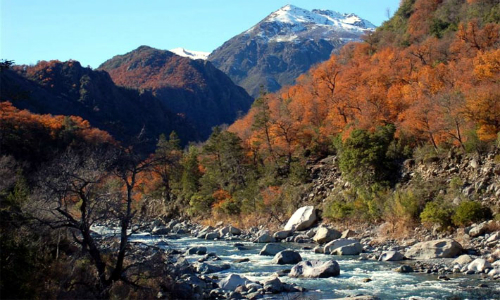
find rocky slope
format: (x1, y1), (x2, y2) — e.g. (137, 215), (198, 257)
(1, 60), (198, 151)
(208, 4), (375, 97)
(99, 46), (254, 139)
(301, 149), (500, 214)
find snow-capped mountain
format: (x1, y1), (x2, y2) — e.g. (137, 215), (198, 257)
(247, 4), (376, 42)
(169, 48), (210, 60)
(209, 5), (375, 97)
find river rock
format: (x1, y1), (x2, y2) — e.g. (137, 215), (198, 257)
(394, 265), (414, 273)
(453, 254), (474, 266)
(405, 239), (463, 259)
(379, 251), (405, 261)
(254, 232), (275, 243)
(219, 225), (242, 236)
(467, 258), (492, 273)
(313, 227), (341, 244)
(259, 244), (286, 256)
(324, 238), (362, 254)
(273, 230), (292, 240)
(341, 229), (357, 239)
(196, 226), (214, 238)
(205, 231), (220, 240)
(289, 260), (340, 278)
(196, 262), (230, 274)
(263, 276), (284, 293)
(186, 246), (207, 255)
(272, 250), (302, 265)
(334, 244), (363, 255)
(469, 223), (488, 237)
(486, 231), (500, 242)
(218, 274), (253, 290)
(284, 206), (317, 231)
(151, 226), (170, 235)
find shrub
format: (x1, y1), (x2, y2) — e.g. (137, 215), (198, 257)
(420, 201), (453, 228)
(323, 199), (355, 223)
(452, 200), (492, 226)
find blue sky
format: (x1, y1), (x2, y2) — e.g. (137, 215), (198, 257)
(1, 0), (400, 68)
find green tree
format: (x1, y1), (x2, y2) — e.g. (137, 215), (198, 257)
(338, 124), (397, 186)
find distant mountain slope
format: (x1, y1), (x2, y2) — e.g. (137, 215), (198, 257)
(208, 4), (375, 97)
(0, 60), (198, 151)
(169, 48), (210, 60)
(99, 46), (254, 139)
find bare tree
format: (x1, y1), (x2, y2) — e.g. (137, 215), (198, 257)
(26, 146), (154, 297)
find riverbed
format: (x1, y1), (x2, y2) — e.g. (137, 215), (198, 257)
(124, 232), (499, 300)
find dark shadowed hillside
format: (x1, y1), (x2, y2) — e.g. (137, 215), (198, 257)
(1, 60), (198, 151)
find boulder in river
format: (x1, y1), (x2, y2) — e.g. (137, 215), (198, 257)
(263, 276), (284, 293)
(394, 265), (414, 273)
(205, 231), (220, 240)
(284, 206), (317, 231)
(259, 244), (286, 256)
(379, 251), (405, 261)
(219, 225), (242, 236)
(151, 226), (170, 235)
(323, 238), (362, 254)
(289, 260), (340, 278)
(186, 246), (207, 255)
(313, 227), (341, 244)
(219, 274), (253, 291)
(405, 239), (463, 259)
(272, 250), (302, 265)
(254, 231), (275, 243)
(196, 262), (230, 274)
(334, 244), (363, 255)
(468, 258), (492, 273)
(273, 230), (292, 240)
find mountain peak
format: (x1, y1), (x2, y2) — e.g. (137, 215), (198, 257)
(247, 5), (375, 41)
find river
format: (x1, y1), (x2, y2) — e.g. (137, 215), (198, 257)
(122, 231), (500, 300)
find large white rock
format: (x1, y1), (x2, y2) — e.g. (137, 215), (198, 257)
(405, 239), (463, 259)
(313, 227), (341, 244)
(468, 258), (492, 273)
(333, 244), (363, 255)
(219, 274), (253, 290)
(379, 251), (405, 261)
(284, 206), (317, 231)
(289, 260), (340, 278)
(323, 238), (361, 254)
(453, 254), (474, 266)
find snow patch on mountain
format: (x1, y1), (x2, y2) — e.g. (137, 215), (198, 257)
(246, 4), (375, 42)
(170, 48), (210, 60)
